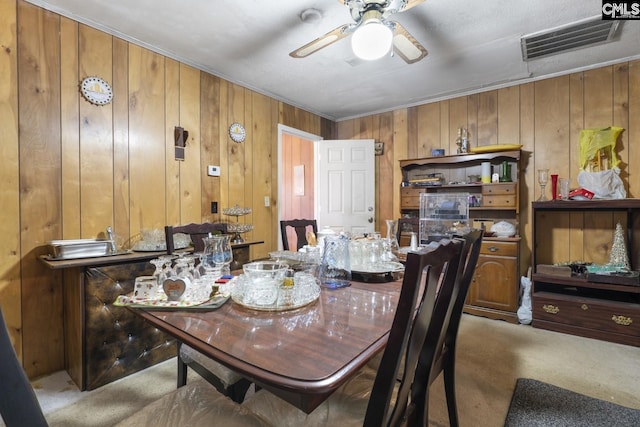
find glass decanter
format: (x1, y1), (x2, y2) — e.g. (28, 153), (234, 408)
(383, 219), (400, 262)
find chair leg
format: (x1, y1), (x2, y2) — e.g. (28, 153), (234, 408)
(177, 346), (188, 388)
(227, 378), (253, 403)
(443, 358), (459, 427)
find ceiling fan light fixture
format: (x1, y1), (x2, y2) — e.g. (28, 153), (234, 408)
(351, 20), (393, 60)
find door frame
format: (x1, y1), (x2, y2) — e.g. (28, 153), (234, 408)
(277, 124), (322, 250)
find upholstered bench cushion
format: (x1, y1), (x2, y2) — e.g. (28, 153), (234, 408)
(180, 344), (244, 386)
(116, 381), (268, 427)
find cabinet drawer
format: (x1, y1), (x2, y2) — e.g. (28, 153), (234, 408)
(401, 187), (425, 209)
(480, 241), (517, 257)
(482, 183), (516, 195)
(533, 291), (640, 337)
(481, 194), (516, 208)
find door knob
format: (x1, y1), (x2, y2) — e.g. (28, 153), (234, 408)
(368, 217), (373, 223)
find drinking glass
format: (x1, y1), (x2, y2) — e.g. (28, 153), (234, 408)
(559, 178), (570, 200)
(537, 169), (549, 201)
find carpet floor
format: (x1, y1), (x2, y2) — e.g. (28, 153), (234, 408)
(504, 378), (640, 427)
(26, 314), (640, 426)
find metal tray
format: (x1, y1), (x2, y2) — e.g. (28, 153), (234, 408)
(47, 239), (115, 260)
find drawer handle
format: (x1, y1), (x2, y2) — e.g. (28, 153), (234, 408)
(542, 304), (559, 314)
(488, 246), (499, 252)
(611, 315), (633, 326)
(581, 304), (588, 311)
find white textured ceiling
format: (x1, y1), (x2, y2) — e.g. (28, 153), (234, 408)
(25, 0), (640, 121)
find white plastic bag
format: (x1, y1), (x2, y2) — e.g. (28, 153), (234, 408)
(517, 276), (532, 325)
(577, 169), (626, 199)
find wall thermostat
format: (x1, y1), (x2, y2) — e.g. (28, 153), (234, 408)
(207, 165), (221, 177)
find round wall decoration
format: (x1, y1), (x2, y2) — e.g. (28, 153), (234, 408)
(229, 122), (246, 143)
(80, 76), (113, 106)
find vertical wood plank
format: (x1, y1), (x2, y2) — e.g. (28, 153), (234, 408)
(60, 17), (80, 239)
(449, 97), (468, 153)
(252, 92), (276, 258)
(227, 83), (246, 210)
(629, 60), (640, 197)
(128, 45), (165, 233)
(78, 25), (114, 237)
(519, 82), (535, 272)
(477, 90), (498, 146)
(415, 103), (439, 158)
(200, 73), (222, 223)
(378, 112), (394, 226)
(497, 86), (519, 145)
(165, 58), (180, 227)
(0, 0), (21, 358)
(613, 63), (630, 194)
(112, 37), (130, 246)
(18, 1), (64, 377)
(179, 64), (202, 224)
(392, 109), (408, 218)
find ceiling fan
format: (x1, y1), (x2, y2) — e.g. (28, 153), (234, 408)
(290, 0), (428, 64)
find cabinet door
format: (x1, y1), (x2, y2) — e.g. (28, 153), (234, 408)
(468, 254), (518, 312)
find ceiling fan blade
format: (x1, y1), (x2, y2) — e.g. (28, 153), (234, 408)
(289, 24), (353, 58)
(392, 21), (428, 64)
(397, 0), (426, 12)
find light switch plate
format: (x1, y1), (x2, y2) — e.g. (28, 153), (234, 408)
(207, 165), (221, 176)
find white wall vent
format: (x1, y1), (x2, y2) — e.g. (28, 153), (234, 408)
(521, 16), (621, 61)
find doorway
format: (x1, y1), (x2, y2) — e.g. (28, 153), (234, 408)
(277, 125), (322, 250)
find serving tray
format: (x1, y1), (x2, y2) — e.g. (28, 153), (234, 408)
(230, 273), (320, 312)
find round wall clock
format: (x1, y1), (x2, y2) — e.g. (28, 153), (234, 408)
(80, 76), (113, 106)
(229, 122), (246, 143)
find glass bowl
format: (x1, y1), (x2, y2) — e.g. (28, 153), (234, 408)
(242, 261), (288, 283)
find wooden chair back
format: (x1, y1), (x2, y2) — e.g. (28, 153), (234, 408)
(165, 223), (227, 254)
(410, 228), (484, 426)
(0, 306), (49, 427)
(363, 238), (464, 427)
(279, 219), (318, 251)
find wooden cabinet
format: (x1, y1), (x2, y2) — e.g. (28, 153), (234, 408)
(531, 199), (640, 347)
(399, 150), (521, 323)
(465, 240), (519, 322)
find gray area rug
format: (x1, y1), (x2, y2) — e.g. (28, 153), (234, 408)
(504, 378), (640, 427)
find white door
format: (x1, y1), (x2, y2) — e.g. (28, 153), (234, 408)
(315, 139), (375, 236)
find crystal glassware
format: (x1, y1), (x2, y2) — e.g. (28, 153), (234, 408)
(211, 234), (233, 276)
(537, 169), (550, 201)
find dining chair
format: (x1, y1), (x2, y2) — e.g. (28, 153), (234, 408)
(408, 228), (483, 426)
(165, 222), (252, 402)
(164, 222), (227, 254)
(280, 219), (318, 251)
(0, 306), (49, 427)
(397, 217), (419, 247)
(242, 237), (466, 427)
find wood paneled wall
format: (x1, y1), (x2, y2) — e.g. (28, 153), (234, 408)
(1, 0), (638, 379)
(0, 0), (333, 378)
(337, 61), (640, 280)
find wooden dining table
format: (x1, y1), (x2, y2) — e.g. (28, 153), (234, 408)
(133, 277), (402, 414)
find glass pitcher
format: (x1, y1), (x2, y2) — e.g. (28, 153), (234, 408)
(318, 234), (351, 289)
(207, 234), (233, 276)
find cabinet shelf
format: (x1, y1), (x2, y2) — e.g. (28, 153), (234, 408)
(531, 199), (640, 346)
